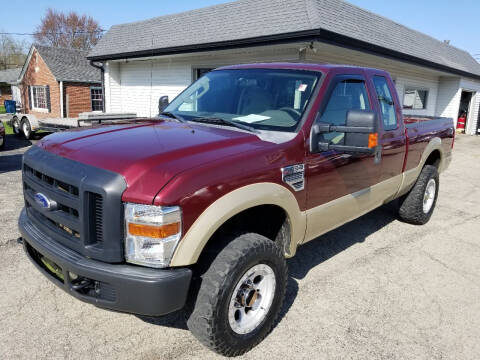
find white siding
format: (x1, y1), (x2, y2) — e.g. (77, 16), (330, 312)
(306, 42), (440, 116)
(11, 85), (22, 105)
(105, 62), (121, 113)
(436, 77), (461, 122)
(103, 46), (300, 117)
(394, 77), (438, 117)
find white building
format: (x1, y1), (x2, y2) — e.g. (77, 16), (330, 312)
(88, 0), (480, 135)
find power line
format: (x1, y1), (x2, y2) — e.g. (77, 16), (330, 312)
(0, 30), (105, 36)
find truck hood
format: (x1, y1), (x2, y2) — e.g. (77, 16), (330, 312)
(37, 119), (267, 204)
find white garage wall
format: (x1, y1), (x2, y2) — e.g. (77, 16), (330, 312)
(306, 42), (440, 116)
(436, 77), (461, 123)
(104, 62), (121, 113)
(394, 77), (439, 117)
(105, 46), (300, 117)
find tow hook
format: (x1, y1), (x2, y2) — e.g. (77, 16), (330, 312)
(71, 277), (101, 295)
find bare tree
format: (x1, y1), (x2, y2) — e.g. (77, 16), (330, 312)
(0, 32), (28, 70)
(34, 9), (103, 51)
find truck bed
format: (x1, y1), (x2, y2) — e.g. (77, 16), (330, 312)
(403, 115), (454, 172)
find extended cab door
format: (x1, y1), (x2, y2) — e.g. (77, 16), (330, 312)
(369, 73), (406, 186)
(304, 72), (382, 242)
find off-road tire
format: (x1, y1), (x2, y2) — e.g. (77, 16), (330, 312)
(398, 165), (439, 225)
(21, 118), (34, 140)
(187, 233), (287, 357)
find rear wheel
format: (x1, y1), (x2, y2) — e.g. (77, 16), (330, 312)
(0, 132), (5, 149)
(187, 233), (287, 356)
(21, 118), (34, 140)
(398, 165), (439, 225)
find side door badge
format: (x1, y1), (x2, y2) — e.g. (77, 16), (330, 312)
(281, 164), (305, 191)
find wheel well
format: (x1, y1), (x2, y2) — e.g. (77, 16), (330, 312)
(424, 150), (441, 169)
(199, 205), (290, 259)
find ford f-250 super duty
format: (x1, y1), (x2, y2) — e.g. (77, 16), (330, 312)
(19, 63), (454, 356)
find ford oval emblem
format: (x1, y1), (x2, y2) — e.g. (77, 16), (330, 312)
(34, 193), (57, 211)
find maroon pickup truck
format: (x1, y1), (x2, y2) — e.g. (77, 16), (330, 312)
(19, 63), (454, 356)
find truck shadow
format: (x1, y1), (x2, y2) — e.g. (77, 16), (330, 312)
(137, 202), (398, 331)
(0, 134), (49, 173)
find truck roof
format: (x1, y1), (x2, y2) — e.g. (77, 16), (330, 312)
(216, 62), (387, 74)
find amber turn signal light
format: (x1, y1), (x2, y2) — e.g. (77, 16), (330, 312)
(368, 133), (378, 148)
(128, 222), (180, 238)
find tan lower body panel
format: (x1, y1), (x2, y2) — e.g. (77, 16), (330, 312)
(303, 174), (402, 243)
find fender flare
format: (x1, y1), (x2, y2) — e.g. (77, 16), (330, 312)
(397, 137), (446, 197)
(170, 183), (306, 267)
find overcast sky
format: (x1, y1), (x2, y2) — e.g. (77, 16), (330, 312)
(2, 0), (478, 61)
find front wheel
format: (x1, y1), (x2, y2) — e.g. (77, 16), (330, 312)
(187, 233), (287, 357)
(12, 117), (21, 136)
(398, 165), (439, 225)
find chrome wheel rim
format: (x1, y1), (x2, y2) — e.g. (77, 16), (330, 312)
(23, 122), (29, 137)
(228, 264), (276, 335)
(423, 178), (436, 214)
(13, 119), (19, 133)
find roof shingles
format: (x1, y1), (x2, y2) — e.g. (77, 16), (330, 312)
(88, 0), (480, 77)
(36, 45), (101, 83)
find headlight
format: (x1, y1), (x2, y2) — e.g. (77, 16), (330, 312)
(124, 203), (182, 268)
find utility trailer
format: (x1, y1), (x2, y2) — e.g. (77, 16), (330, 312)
(9, 112), (137, 140)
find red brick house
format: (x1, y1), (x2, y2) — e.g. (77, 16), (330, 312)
(18, 45), (102, 119)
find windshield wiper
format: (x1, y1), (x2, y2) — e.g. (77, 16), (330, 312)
(159, 111), (186, 123)
(190, 117), (258, 133)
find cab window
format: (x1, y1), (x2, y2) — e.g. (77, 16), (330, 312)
(373, 76), (397, 130)
(319, 78), (370, 144)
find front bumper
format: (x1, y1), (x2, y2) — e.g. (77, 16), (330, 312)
(19, 208), (192, 316)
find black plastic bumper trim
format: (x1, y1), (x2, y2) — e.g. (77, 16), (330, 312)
(19, 208), (192, 316)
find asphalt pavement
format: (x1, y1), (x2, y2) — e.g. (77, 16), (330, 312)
(0, 132), (479, 360)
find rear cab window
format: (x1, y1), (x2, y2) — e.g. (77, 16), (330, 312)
(372, 76), (398, 130)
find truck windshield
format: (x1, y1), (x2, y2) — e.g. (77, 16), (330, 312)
(164, 69), (321, 132)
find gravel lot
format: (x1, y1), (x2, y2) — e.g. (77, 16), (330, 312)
(1, 132), (479, 360)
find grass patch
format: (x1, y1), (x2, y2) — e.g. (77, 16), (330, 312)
(2, 121), (14, 135)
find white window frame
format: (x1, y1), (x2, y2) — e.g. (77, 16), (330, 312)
(31, 85), (49, 112)
(90, 86), (103, 112)
(403, 87), (429, 110)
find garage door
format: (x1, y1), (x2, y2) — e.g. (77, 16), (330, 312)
(120, 61), (191, 117)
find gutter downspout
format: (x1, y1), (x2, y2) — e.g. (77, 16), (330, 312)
(59, 81), (64, 118)
(89, 60), (105, 112)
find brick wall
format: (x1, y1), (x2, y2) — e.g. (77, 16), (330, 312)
(21, 50), (61, 119)
(64, 82), (100, 117)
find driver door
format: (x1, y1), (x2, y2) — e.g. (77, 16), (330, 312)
(304, 73), (381, 241)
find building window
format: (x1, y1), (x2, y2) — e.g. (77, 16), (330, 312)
(90, 87), (103, 112)
(403, 88), (428, 110)
(194, 68), (214, 81)
(31, 86), (48, 110)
